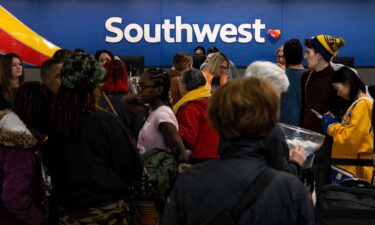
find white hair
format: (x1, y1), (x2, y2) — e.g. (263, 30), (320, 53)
(244, 61), (289, 92)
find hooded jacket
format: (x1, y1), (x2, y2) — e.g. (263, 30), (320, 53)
(0, 110), (47, 225)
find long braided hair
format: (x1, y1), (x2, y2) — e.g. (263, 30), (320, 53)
(145, 67), (171, 106)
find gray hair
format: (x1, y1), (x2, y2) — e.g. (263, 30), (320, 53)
(181, 68), (206, 91)
(244, 61), (289, 92)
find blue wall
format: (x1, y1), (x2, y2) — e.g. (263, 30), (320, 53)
(1, 0), (375, 66)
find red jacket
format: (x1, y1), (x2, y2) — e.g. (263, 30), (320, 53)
(176, 98), (219, 158)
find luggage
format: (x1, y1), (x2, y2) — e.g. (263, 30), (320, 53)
(315, 156), (375, 225)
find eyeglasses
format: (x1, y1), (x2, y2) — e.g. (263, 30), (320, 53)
(137, 83), (157, 90)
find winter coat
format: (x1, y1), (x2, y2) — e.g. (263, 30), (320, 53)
(43, 111), (143, 211)
(162, 138), (314, 225)
(327, 97), (373, 183)
(0, 110), (47, 225)
(176, 98), (219, 158)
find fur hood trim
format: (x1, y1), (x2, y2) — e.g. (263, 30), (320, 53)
(0, 110), (37, 149)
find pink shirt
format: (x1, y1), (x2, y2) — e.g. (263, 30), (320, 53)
(137, 105), (179, 154)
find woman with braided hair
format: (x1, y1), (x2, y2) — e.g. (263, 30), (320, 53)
(122, 68), (187, 163)
(43, 53), (143, 225)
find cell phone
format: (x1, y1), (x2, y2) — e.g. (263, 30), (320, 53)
(310, 108), (323, 119)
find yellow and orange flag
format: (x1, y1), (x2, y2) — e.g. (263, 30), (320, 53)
(0, 5), (61, 65)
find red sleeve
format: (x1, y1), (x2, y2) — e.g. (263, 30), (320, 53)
(2, 150), (44, 225)
(177, 105), (201, 149)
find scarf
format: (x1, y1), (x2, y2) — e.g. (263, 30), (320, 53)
(173, 86), (211, 114)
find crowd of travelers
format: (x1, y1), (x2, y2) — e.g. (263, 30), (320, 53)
(0, 33), (373, 225)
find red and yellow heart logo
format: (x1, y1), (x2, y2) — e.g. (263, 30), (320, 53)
(267, 29), (281, 43)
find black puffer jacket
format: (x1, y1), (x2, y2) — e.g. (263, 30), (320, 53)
(162, 139), (314, 225)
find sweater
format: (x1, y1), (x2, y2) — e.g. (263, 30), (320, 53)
(280, 68), (304, 126)
(300, 65), (344, 134)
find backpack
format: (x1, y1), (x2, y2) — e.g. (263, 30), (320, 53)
(128, 148), (178, 225)
(142, 148), (178, 202)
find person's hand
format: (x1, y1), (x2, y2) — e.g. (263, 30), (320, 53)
(289, 146), (306, 166)
(324, 111), (335, 117)
(178, 163), (191, 174)
(311, 108), (322, 119)
(321, 111), (338, 133)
